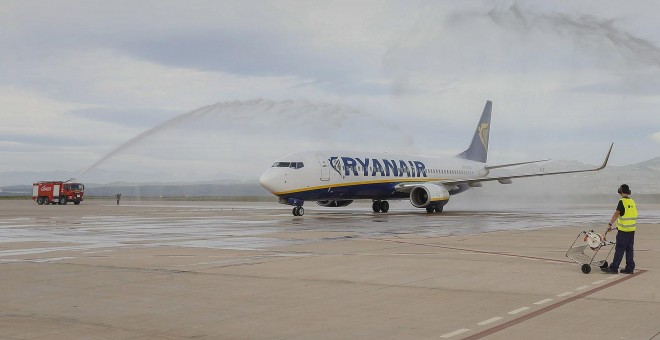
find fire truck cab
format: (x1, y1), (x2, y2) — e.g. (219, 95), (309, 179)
(32, 181), (85, 205)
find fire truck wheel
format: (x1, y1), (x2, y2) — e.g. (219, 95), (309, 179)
(74, 200), (81, 205)
(58, 197), (67, 205)
(36, 197), (45, 205)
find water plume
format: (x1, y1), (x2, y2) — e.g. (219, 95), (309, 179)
(77, 99), (415, 180)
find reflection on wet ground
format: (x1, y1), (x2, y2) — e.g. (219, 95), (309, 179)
(1, 202), (659, 258)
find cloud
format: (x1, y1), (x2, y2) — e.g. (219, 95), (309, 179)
(0, 1), (392, 96)
(1, 1), (659, 180)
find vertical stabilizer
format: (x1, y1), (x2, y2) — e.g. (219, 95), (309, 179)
(457, 100), (492, 163)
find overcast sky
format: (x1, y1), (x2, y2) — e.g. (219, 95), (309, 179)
(1, 1), (659, 183)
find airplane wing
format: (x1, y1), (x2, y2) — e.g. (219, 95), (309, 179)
(437, 143), (613, 187)
(485, 159), (549, 170)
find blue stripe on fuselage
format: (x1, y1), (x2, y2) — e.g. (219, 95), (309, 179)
(277, 182), (410, 201)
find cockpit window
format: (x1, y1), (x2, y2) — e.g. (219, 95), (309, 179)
(272, 162), (304, 169)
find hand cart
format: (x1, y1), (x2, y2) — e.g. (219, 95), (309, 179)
(565, 230), (615, 274)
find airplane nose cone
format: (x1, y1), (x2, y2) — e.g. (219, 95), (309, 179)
(259, 169), (278, 194)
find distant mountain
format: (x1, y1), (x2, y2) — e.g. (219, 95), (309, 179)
(489, 157), (660, 195)
(0, 168), (243, 187)
(3, 157), (659, 197)
(0, 181), (270, 197)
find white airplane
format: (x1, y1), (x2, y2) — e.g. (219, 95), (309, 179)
(259, 101), (612, 216)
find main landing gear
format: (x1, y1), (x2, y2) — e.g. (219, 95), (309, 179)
(425, 204), (444, 214)
(292, 206), (305, 216)
(372, 200), (389, 213)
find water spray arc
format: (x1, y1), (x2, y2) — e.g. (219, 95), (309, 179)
(75, 99), (412, 181)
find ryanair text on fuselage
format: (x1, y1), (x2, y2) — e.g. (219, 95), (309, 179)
(330, 156), (427, 178)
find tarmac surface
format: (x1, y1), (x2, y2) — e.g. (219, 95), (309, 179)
(1, 199), (659, 339)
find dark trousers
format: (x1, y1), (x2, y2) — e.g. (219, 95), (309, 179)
(610, 230), (635, 271)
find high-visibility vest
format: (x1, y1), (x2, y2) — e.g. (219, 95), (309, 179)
(617, 197), (638, 232)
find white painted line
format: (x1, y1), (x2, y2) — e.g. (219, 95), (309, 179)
(592, 280), (606, 285)
(440, 328), (470, 338)
(477, 317), (502, 326)
(534, 298), (553, 305)
(508, 307), (529, 315)
(575, 285), (590, 291)
(607, 275), (619, 280)
(557, 292), (573, 297)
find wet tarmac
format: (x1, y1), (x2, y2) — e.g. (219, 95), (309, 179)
(1, 200), (659, 339)
(3, 200), (660, 259)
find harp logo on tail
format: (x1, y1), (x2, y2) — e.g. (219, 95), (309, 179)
(478, 123), (489, 149)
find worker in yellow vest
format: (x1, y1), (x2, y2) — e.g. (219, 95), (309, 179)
(602, 184), (637, 274)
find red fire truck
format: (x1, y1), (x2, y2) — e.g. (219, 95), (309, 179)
(32, 181), (85, 205)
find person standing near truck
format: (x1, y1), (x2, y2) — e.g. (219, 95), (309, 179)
(602, 184), (637, 274)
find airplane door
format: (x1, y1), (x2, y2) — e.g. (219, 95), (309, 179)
(316, 154), (330, 181)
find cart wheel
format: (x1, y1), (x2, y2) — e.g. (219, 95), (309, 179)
(600, 261), (608, 269)
(581, 264), (591, 274)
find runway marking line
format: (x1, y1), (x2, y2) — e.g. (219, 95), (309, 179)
(440, 328), (470, 338)
(477, 317), (502, 326)
(507, 307), (529, 315)
(462, 269), (647, 340)
(533, 298), (553, 305)
(370, 238), (647, 339)
(592, 280), (606, 285)
(556, 292), (573, 297)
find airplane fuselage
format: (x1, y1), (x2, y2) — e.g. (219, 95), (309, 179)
(259, 151), (489, 201)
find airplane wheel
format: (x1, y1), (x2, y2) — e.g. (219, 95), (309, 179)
(426, 206), (435, 213)
(292, 206), (304, 216)
(372, 201), (381, 213)
(436, 206), (443, 213)
(380, 201), (389, 213)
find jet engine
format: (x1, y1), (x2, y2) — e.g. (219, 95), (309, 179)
(316, 200), (354, 207)
(409, 184), (450, 208)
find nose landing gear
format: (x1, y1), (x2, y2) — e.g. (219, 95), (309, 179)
(292, 206), (305, 216)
